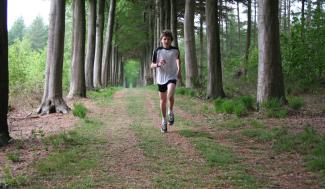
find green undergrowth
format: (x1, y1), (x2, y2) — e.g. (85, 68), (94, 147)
(72, 102), (88, 119)
(261, 99), (288, 118)
(288, 96), (304, 110)
(176, 87), (197, 97)
(2, 118), (105, 188)
(214, 96), (255, 117)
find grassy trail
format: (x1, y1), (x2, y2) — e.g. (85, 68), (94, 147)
(4, 88), (323, 188)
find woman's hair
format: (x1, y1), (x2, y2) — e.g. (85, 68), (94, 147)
(160, 30), (173, 41)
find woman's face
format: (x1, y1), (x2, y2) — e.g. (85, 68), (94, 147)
(161, 36), (172, 48)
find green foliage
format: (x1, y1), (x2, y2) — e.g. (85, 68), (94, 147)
(25, 16), (48, 51)
(9, 38), (46, 95)
(282, 14), (325, 91)
(72, 103), (88, 119)
(176, 87), (196, 97)
(115, 1), (148, 54)
(124, 59), (140, 88)
(214, 96), (255, 117)
(8, 16), (26, 45)
(288, 96), (304, 110)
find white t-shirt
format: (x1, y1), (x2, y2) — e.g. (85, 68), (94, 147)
(152, 46), (180, 85)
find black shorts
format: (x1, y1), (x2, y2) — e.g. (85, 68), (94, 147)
(158, 80), (177, 92)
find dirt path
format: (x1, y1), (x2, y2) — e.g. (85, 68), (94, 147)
(96, 89), (152, 188)
(1, 88), (324, 188)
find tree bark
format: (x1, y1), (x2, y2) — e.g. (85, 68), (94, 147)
(85, 0), (96, 90)
(283, 0), (287, 31)
(38, 0), (70, 115)
(257, 0), (286, 104)
(237, 1), (242, 54)
(68, 0), (86, 98)
(206, 0), (225, 98)
(0, 0), (11, 145)
(288, 0), (291, 34)
(254, 0), (257, 46)
(245, 0), (252, 64)
(199, 0), (204, 76)
(165, 0), (171, 30)
(93, 0), (105, 88)
(301, 0), (305, 38)
(101, 0), (116, 87)
(184, 0), (198, 88)
(170, 0), (178, 47)
(160, 0), (165, 31)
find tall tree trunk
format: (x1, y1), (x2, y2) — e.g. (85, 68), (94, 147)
(184, 0), (198, 88)
(68, 0), (86, 98)
(101, 0), (116, 87)
(245, 0), (252, 64)
(199, 0), (204, 76)
(279, 0), (282, 27)
(206, 0), (225, 98)
(170, 0), (178, 47)
(257, 0), (286, 104)
(85, 0), (96, 90)
(254, 0), (257, 46)
(237, 1), (242, 54)
(0, 0), (11, 145)
(306, 0), (312, 28)
(38, 0), (70, 115)
(160, 0), (165, 31)
(165, 0), (171, 29)
(301, 0), (305, 38)
(288, 0), (291, 34)
(283, 0), (287, 31)
(93, 0), (105, 88)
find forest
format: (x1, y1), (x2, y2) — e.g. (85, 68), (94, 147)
(0, 0), (324, 188)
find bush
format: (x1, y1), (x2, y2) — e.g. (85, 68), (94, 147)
(72, 103), (88, 119)
(214, 98), (225, 112)
(214, 96), (255, 117)
(176, 87), (196, 97)
(223, 100), (235, 114)
(288, 97), (304, 110)
(237, 96), (255, 110)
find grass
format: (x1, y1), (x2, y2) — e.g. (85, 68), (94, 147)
(179, 129), (263, 188)
(214, 96), (255, 117)
(1, 167), (27, 187)
(87, 87), (119, 104)
(3, 117), (105, 188)
(241, 128), (274, 142)
(261, 99), (288, 118)
(72, 103), (88, 118)
(220, 119), (247, 130)
(126, 89), (209, 188)
(176, 87), (196, 97)
(6, 151), (21, 162)
(288, 96), (304, 110)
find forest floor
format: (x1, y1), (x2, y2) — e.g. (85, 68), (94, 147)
(0, 87), (325, 188)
